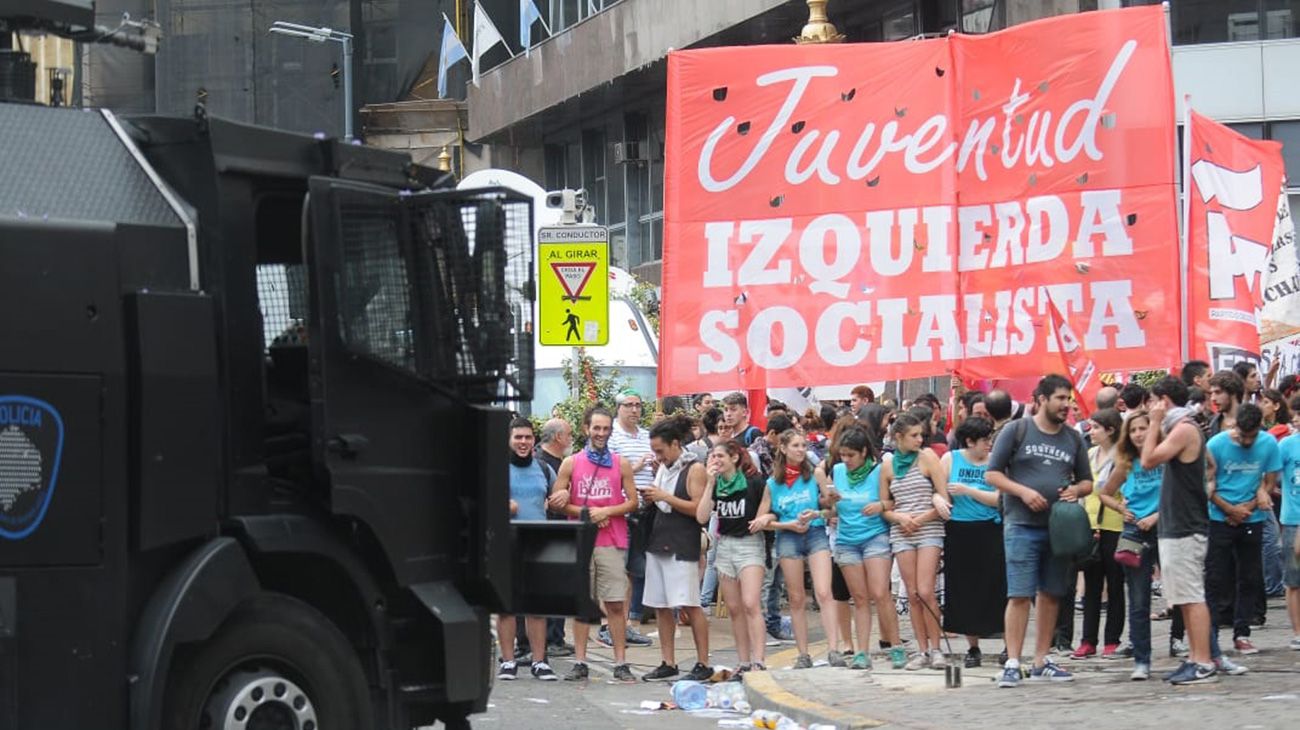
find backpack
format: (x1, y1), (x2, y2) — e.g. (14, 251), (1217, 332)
(1050, 500), (1096, 560)
(739, 425), (763, 446)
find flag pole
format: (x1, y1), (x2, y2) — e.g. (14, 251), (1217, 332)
(1181, 95), (1192, 364)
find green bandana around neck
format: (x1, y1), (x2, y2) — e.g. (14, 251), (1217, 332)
(715, 470), (748, 498)
(892, 450), (918, 479)
(846, 459), (875, 485)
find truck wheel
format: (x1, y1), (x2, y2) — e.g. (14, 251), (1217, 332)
(163, 593), (373, 730)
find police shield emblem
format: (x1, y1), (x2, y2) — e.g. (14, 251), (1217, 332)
(0, 396), (64, 540)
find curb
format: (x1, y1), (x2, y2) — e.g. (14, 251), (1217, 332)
(743, 644), (885, 729)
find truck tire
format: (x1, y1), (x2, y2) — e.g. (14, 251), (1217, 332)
(162, 592), (373, 730)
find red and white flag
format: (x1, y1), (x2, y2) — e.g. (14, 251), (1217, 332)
(1184, 109), (1286, 368)
(1047, 295), (1100, 419)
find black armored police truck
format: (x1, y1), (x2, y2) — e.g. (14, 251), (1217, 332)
(0, 5), (595, 729)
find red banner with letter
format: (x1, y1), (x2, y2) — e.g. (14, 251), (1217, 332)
(659, 6), (1180, 394)
(1185, 109), (1286, 369)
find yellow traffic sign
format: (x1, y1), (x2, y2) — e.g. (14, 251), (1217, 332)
(538, 226), (609, 346)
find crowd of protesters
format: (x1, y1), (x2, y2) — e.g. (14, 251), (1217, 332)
(500, 361), (1300, 688)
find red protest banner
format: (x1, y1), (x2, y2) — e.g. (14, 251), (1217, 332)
(660, 6), (1180, 395)
(1185, 109), (1286, 369)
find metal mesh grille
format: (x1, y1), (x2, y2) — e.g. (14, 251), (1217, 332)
(336, 206), (416, 372)
(327, 187), (533, 402)
(256, 263), (309, 350)
(406, 189), (535, 402)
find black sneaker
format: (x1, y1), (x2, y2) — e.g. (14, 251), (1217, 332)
(642, 662), (679, 682)
(548, 642), (575, 658)
(612, 664), (636, 683)
(531, 662), (559, 681)
(564, 662), (589, 682)
(685, 662), (714, 681)
(964, 647), (983, 668)
(497, 660), (517, 680)
(997, 649), (1009, 666)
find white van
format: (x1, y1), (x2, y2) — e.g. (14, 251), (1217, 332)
(458, 170), (659, 417)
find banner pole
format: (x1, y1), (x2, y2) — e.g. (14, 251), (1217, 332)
(1180, 95), (1192, 365)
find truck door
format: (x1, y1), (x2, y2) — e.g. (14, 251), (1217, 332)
(305, 178), (594, 617)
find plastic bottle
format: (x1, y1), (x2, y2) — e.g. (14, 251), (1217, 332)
(671, 680), (710, 711)
(708, 682), (746, 710)
(774, 716), (803, 730)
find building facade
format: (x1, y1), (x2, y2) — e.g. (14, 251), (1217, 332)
(466, 0), (1300, 283)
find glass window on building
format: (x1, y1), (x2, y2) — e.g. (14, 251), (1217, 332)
(1230, 122), (1266, 139)
(582, 129), (607, 223)
(961, 0), (1001, 33)
(1271, 120), (1300, 184)
(544, 144), (567, 190)
(1175, 1), (1300, 43)
(605, 130), (626, 226)
(883, 1), (918, 39)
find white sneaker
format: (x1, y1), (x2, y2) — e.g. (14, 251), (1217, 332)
(930, 649), (947, 668)
(1215, 656), (1249, 676)
(1130, 663), (1150, 681)
(905, 652), (930, 671)
(1290, 637), (1300, 651)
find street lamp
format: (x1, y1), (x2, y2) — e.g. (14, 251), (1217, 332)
(268, 21), (355, 140)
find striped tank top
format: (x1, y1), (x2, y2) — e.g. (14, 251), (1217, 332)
(889, 462), (945, 544)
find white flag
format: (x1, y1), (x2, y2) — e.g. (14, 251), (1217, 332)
(1260, 181), (1300, 344)
(472, 0), (512, 87)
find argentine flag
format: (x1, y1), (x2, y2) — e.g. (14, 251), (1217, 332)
(437, 14), (469, 98)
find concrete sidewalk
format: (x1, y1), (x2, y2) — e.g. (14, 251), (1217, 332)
(743, 597), (1300, 729)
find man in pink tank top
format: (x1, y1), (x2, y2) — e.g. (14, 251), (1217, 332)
(548, 407), (638, 681)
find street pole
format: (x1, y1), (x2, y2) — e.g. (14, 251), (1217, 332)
(341, 34), (353, 140)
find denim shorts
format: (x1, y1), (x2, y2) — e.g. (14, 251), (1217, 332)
(833, 532), (892, 565)
(1003, 522), (1071, 598)
(1283, 524), (1300, 589)
(775, 527), (831, 560)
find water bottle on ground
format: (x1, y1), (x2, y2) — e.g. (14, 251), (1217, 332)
(671, 679), (710, 710)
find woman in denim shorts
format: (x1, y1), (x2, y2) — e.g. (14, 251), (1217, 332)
(753, 429), (843, 668)
(828, 426), (897, 670)
(695, 440), (769, 673)
(882, 413), (951, 670)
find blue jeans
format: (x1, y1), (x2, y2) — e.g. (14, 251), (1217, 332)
(764, 562), (785, 632)
(629, 575), (645, 621)
(1262, 510), (1284, 596)
(1122, 524), (1157, 665)
(700, 536), (719, 606)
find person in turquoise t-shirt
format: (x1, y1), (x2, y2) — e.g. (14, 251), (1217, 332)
(1275, 430), (1300, 650)
(1099, 410), (1164, 679)
(752, 429), (842, 669)
(940, 416), (1006, 668)
(1205, 403), (1280, 655)
(826, 426), (898, 670)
